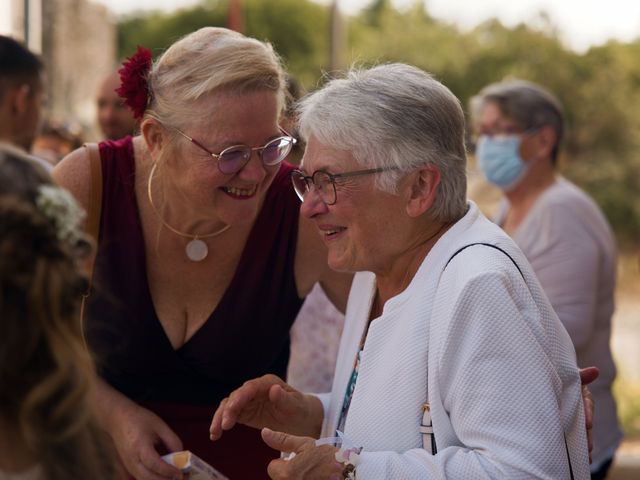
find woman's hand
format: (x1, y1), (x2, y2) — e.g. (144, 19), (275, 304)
(261, 428), (343, 480)
(209, 374), (323, 441)
(579, 366), (599, 464)
(109, 402), (185, 480)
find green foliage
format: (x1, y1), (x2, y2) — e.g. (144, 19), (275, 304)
(117, 0), (328, 87)
(116, 0), (640, 245)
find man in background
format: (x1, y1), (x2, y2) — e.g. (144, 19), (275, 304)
(0, 35), (51, 171)
(96, 70), (137, 140)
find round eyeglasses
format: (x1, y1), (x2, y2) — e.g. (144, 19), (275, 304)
(174, 127), (297, 175)
(291, 167), (398, 206)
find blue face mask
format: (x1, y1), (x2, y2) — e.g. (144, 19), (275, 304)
(476, 135), (528, 190)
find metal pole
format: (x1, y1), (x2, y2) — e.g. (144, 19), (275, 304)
(23, 0), (29, 45)
(329, 0), (343, 75)
(227, 0), (244, 33)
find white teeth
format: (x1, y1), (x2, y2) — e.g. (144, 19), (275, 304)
(225, 186), (256, 196)
(324, 229), (343, 235)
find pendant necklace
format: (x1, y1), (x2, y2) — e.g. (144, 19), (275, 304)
(147, 162), (230, 262)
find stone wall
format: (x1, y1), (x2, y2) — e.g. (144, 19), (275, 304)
(41, 0), (116, 140)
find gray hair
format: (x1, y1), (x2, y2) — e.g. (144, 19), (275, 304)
(469, 79), (565, 164)
(297, 63), (467, 223)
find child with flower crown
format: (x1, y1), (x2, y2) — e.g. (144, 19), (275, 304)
(0, 147), (114, 479)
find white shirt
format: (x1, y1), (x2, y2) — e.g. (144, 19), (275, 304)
(318, 202), (590, 479)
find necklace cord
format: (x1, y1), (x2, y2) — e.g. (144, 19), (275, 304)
(146, 162), (231, 240)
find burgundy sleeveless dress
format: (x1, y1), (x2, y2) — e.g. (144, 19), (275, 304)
(85, 136), (304, 479)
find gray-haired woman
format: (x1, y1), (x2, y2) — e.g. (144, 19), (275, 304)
(211, 64), (592, 479)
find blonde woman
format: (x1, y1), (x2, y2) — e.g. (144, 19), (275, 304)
(53, 27), (351, 479)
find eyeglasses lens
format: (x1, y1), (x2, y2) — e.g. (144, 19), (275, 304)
(263, 137), (293, 165)
(313, 171), (335, 204)
(219, 147), (251, 174)
(290, 171), (336, 205)
(291, 171), (308, 201)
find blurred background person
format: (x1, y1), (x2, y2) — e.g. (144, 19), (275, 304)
(96, 70), (137, 140)
(31, 117), (84, 166)
(0, 147), (113, 480)
(470, 79), (623, 479)
(0, 35), (50, 172)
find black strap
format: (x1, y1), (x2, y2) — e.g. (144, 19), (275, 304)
(444, 242), (523, 278)
(441, 243), (575, 479)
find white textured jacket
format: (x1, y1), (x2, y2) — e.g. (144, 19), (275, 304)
(317, 202), (590, 479)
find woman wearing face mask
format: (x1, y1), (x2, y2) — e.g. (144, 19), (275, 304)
(471, 79), (622, 480)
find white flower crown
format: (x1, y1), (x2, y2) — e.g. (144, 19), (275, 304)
(35, 185), (86, 247)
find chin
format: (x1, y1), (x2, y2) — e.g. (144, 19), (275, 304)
(327, 252), (356, 273)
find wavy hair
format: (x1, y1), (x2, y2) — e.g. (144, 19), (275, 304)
(0, 149), (113, 479)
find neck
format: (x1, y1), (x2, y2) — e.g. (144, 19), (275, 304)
(142, 146), (228, 238)
(375, 220), (451, 307)
(505, 161), (556, 207)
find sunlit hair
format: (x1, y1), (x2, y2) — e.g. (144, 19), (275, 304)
(297, 63), (468, 223)
(469, 79), (565, 165)
(146, 27), (286, 130)
(0, 149), (113, 479)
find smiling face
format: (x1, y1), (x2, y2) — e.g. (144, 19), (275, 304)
(299, 136), (409, 274)
(156, 89), (283, 227)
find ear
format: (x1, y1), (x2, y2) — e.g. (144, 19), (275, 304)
(10, 84), (31, 116)
(141, 117), (167, 158)
(405, 165), (441, 218)
(534, 125), (557, 158)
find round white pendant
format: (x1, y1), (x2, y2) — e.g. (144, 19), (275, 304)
(186, 238), (208, 262)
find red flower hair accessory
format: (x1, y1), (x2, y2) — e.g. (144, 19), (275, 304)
(116, 46), (153, 119)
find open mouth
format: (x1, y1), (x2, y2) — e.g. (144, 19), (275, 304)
(322, 227), (346, 239)
(221, 185), (258, 199)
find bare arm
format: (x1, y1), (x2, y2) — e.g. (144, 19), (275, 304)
(56, 148), (184, 479)
(52, 147), (92, 223)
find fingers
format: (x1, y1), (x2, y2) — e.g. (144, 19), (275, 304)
(579, 366), (600, 386)
(139, 444), (184, 479)
(221, 380), (261, 429)
(261, 428), (314, 453)
(209, 397), (228, 440)
(268, 383), (299, 416)
(157, 421), (184, 454)
(582, 386), (594, 429)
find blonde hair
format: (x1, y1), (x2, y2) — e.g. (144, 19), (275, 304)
(0, 150), (113, 480)
(147, 27), (286, 128)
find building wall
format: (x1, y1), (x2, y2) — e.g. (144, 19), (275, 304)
(42, 0), (116, 139)
(2, 0), (117, 140)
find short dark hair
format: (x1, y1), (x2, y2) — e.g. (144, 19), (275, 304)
(0, 35), (43, 98)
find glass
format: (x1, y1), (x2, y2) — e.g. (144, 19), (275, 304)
(291, 167), (397, 205)
(175, 127), (296, 174)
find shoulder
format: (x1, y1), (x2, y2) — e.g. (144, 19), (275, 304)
(52, 145), (92, 211)
(534, 179), (613, 238)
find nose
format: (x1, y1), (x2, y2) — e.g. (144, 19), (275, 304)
(237, 149), (267, 181)
(299, 187), (329, 219)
